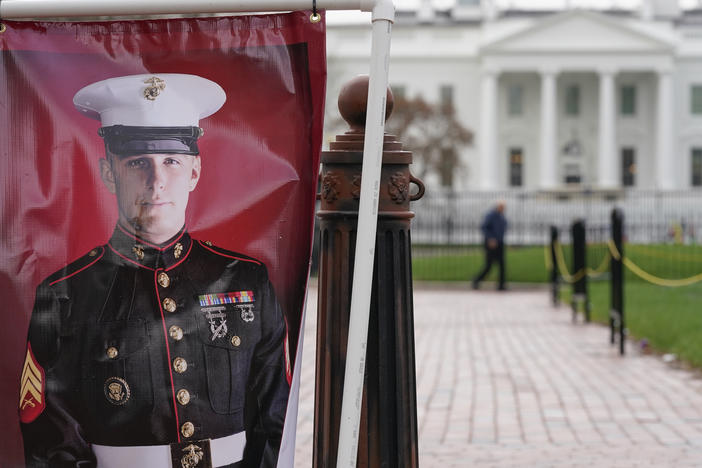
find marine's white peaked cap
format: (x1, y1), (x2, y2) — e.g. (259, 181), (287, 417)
(73, 73), (226, 127)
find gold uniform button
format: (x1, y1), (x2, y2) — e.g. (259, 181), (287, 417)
(177, 389), (191, 406)
(181, 421), (195, 438)
(169, 325), (184, 341)
(231, 336), (241, 347)
(157, 272), (170, 288)
(173, 357), (188, 374)
(106, 347), (118, 359)
(89, 249), (98, 257)
(205, 240), (213, 246)
(162, 297), (176, 313)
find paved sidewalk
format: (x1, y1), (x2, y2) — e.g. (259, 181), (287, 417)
(294, 286), (702, 467)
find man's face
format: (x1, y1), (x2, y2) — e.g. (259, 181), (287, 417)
(100, 153), (201, 244)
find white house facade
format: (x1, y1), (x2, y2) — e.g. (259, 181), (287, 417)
(325, 1), (702, 191)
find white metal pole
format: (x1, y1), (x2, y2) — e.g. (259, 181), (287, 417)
(0, 0), (376, 18)
(335, 0), (394, 467)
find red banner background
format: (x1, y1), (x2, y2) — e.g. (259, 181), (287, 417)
(0, 13), (325, 465)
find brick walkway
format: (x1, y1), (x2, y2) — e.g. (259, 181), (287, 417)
(294, 286), (702, 467)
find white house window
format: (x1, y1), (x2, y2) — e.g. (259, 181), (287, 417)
(509, 148), (523, 187)
(440, 85), (453, 110)
(565, 85), (580, 116)
(620, 85), (636, 116)
(622, 147), (636, 187)
(693, 148), (702, 187)
(564, 163), (581, 184)
(507, 85), (523, 117)
(691, 85), (702, 115)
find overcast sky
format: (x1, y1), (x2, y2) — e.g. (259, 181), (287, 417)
(407, 0), (701, 9)
(327, 0), (701, 24)
(492, 0), (699, 8)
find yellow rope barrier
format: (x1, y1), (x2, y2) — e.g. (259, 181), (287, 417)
(544, 233), (701, 288)
(543, 244), (553, 271)
(586, 251), (610, 278)
(552, 241), (586, 283)
(548, 241), (610, 282)
(607, 239), (621, 261)
(607, 239), (702, 287)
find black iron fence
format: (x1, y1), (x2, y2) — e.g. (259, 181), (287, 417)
(412, 189), (702, 246)
(410, 189), (702, 283)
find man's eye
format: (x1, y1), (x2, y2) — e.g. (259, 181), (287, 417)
(164, 158), (181, 165)
(126, 159), (147, 168)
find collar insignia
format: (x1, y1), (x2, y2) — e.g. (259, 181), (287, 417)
(174, 242), (184, 259)
(132, 245), (145, 260)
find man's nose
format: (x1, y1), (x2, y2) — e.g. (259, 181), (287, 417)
(147, 164), (166, 191)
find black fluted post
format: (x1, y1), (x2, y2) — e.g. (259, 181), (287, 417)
(571, 219), (590, 323)
(610, 208), (625, 355)
(550, 226), (559, 306)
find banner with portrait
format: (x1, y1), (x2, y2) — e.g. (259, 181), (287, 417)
(0, 12), (325, 467)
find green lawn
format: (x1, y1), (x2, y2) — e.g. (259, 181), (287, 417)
(412, 243), (702, 367)
(412, 243), (702, 284)
(412, 245), (550, 283)
(568, 281), (702, 368)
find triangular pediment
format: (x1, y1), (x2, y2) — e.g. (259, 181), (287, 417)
(483, 10), (673, 54)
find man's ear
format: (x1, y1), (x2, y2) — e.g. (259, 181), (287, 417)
(100, 158), (117, 194)
(189, 156), (202, 192)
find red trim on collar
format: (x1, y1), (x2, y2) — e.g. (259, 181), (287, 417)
(116, 224), (185, 251)
(153, 269), (181, 443)
(49, 248), (105, 286)
(166, 240), (193, 272)
(283, 316), (292, 386)
(197, 241), (262, 265)
(108, 244), (156, 271)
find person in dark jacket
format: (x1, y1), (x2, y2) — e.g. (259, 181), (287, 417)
(18, 74), (290, 468)
(472, 201), (508, 291)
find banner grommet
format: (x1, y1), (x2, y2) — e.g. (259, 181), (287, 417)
(310, 0), (321, 23)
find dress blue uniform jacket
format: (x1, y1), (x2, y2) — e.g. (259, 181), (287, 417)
(20, 225), (289, 467)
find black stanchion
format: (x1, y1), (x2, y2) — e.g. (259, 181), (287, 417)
(610, 208), (625, 355)
(550, 226), (559, 306)
(571, 219), (590, 322)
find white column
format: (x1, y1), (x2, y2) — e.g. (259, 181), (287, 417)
(598, 69), (618, 188)
(482, 0), (498, 21)
(656, 69), (675, 190)
(539, 69), (558, 189)
(479, 68), (499, 189)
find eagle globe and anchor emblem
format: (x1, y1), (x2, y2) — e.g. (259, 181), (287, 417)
(143, 76), (166, 101)
(181, 444), (205, 468)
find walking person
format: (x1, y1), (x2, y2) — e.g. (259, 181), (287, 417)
(472, 201), (507, 291)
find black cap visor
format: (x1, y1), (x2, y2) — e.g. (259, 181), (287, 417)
(98, 125), (202, 157)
